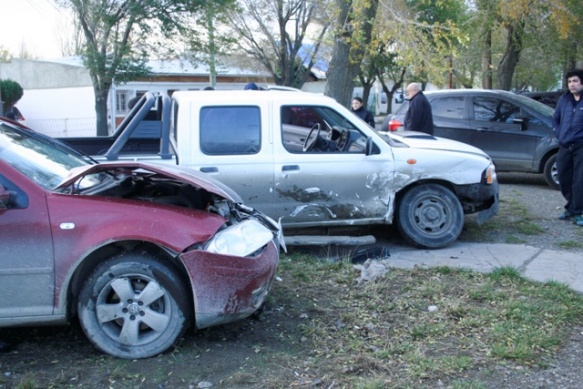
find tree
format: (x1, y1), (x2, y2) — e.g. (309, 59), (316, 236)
(325, 0), (379, 107)
(227, 0), (331, 88)
(0, 46), (11, 63)
(56, 0), (215, 136)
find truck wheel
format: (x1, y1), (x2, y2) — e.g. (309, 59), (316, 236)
(543, 154), (560, 191)
(397, 184), (463, 249)
(78, 254), (190, 359)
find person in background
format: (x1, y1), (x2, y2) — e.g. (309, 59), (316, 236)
(350, 97), (375, 127)
(553, 68), (583, 227)
(244, 82), (260, 90)
(404, 82), (433, 135)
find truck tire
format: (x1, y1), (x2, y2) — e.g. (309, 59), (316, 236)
(543, 154), (560, 191)
(397, 184), (463, 249)
(78, 254), (191, 359)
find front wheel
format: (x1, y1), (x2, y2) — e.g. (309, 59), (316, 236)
(543, 154), (560, 191)
(78, 254), (191, 359)
(397, 184), (464, 249)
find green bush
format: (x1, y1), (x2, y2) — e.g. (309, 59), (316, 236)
(0, 79), (24, 107)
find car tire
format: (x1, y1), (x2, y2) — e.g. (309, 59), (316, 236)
(543, 154), (560, 191)
(397, 184), (464, 249)
(78, 254), (191, 359)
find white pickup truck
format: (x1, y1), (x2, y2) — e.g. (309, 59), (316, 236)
(59, 90), (499, 249)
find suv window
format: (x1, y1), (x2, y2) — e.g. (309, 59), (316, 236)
(200, 106), (261, 155)
(473, 97), (520, 123)
(431, 96), (465, 119)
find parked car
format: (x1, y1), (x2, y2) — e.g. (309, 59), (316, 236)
(519, 91), (563, 108)
(0, 119), (283, 359)
(381, 89), (560, 189)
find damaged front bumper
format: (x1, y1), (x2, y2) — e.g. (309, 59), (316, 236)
(180, 203), (283, 329)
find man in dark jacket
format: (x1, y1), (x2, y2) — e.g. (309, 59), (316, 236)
(404, 83), (434, 135)
(351, 97), (375, 127)
(552, 68), (583, 226)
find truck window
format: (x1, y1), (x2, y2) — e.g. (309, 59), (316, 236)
(200, 106), (261, 155)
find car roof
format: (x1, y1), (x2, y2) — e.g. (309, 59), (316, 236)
(423, 89), (518, 98)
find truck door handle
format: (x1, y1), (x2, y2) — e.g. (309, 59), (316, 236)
(282, 165), (299, 172)
(200, 167), (218, 173)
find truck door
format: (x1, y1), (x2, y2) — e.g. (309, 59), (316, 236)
(192, 104), (275, 216)
(275, 105), (394, 227)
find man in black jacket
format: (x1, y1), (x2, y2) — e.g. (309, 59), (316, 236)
(553, 69), (583, 226)
(404, 83), (433, 135)
(351, 97), (376, 128)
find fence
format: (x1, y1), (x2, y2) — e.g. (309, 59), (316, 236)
(25, 117), (98, 137)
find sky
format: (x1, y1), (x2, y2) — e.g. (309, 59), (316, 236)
(0, 0), (71, 59)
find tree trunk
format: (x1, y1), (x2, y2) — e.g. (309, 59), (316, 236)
(324, 0), (378, 108)
(481, 27), (492, 89)
(497, 21), (524, 91)
(94, 88), (110, 136)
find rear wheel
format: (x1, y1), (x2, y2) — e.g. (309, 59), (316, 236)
(397, 184), (463, 249)
(543, 154), (560, 191)
(78, 254), (190, 359)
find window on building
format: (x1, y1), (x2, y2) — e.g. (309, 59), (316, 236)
(115, 90), (132, 115)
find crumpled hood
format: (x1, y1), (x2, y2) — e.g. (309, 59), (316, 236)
(56, 161), (243, 202)
(388, 131), (491, 159)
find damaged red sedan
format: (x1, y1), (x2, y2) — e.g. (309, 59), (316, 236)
(0, 119), (283, 359)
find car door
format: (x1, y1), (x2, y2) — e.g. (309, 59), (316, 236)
(430, 95), (472, 144)
(274, 105), (394, 227)
(0, 172), (55, 319)
(469, 95), (538, 171)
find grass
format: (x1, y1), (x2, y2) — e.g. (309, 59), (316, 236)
(272, 253), (583, 388)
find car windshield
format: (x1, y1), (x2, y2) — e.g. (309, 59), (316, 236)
(0, 123), (95, 190)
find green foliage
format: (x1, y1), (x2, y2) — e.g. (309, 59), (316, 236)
(0, 79), (24, 107)
(0, 45), (11, 63)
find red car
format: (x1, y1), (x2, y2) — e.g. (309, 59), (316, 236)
(0, 119), (283, 359)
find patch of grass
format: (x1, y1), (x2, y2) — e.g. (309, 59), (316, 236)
(557, 240), (583, 249)
(271, 255), (583, 387)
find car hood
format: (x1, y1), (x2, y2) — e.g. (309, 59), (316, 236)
(386, 131), (491, 159)
(56, 162), (243, 202)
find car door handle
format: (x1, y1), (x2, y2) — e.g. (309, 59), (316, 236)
(282, 165), (299, 172)
(200, 167), (218, 173)
(476, 127), (489, 132)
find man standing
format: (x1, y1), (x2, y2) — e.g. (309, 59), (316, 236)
(351, 97), (376, 127)
(553, 69), (583, 226)
(404, 82), (433, 135)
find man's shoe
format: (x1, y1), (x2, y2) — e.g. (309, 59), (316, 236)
(559, 210), (575, 220)
(574, 216), (583, 227)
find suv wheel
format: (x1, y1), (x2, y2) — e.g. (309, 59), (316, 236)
(543, 154), (560, 191)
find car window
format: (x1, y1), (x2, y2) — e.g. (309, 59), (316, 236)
(200, 106), (261, 155)
(431, 96), (465, 119)
(473, 97), (520, 123)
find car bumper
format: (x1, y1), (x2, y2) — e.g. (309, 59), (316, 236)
(179, 240), (279, 329)
(456, 181), (499, 225)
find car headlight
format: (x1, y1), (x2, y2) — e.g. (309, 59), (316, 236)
(205, 219), (274, 257)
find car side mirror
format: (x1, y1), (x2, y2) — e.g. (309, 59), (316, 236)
(0, 185), (13, 210)
(512, 117), (528, 131)
(365, 136), (375, 156)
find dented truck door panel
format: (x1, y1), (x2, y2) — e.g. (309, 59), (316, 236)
(274, 105), (396, 227)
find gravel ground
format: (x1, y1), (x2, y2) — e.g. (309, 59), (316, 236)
(494, 172), (583, 252)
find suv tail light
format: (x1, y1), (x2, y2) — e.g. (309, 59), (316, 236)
(388, 119), (402, 132)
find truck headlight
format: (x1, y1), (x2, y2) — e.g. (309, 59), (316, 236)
(483, 163), (497, 185)
(205, 219), (274, 257)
